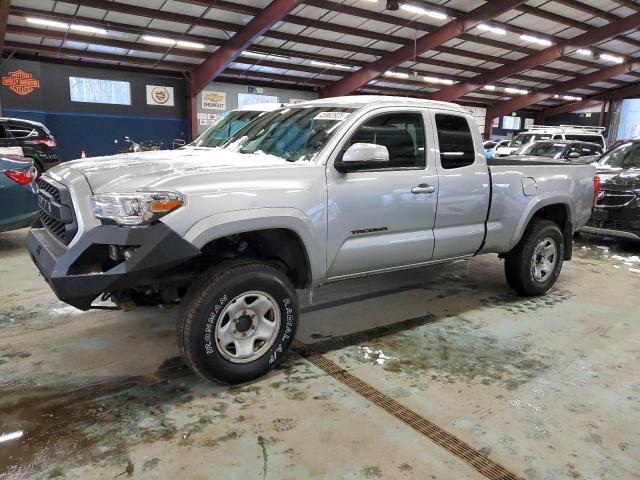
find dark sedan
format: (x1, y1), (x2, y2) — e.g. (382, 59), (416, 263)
(583, 139), (640, 241)
(0, 156), (38, 233)
(0, 118), (61, 176)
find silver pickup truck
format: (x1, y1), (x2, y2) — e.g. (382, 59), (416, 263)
(27, 96), (597, 384)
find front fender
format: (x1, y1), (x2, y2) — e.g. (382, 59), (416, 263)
(183, 208), (326, 285)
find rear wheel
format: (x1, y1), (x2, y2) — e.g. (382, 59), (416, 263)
(178, 260), (298, 384)
(504, 219), (564, 296)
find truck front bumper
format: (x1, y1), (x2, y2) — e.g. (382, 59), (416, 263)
(27, 222), (201, 310)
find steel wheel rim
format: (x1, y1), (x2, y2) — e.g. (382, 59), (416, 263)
(214, 290), (281, 364)
(532, 236), (558, 283)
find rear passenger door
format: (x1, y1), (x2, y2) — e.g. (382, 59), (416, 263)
(429, 111), (491, 260)
(326, 109), (438, 279)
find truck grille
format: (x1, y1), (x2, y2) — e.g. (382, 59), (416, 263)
(596, 189), (636, 207)
(36, 177), (77, 245)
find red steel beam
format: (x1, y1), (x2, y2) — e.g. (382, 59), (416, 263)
(322, 0), (526, 98)
(487, 61), (639, 119)
(544, 83), (640, 117)
(0, 0), (10, 52)
(189, 0), (301, 95)
(429, 11), (640, 103)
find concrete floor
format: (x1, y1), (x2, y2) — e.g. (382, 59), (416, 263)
(0, 228), (639, 480)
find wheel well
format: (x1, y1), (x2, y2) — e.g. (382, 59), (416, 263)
(530, 204), (573, 260)
(200, 229), (311, 288)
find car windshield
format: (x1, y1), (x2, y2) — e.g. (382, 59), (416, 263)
(520, 142), (568, 159)
(510, 133), (552, 148)
(192, 110), (266, 148)
(599, 141), (640, 169)
(224, 106), (355, 162)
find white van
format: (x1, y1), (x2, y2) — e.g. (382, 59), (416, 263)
(495, 125), (606, 157)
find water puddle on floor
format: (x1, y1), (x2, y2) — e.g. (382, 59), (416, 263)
(574, 235), (640, 274)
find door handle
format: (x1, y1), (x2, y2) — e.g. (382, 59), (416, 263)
(411, 184), (436, 194)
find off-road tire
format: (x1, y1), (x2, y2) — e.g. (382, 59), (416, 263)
(504, 219), (564, 296)
(177, 260), (298, 384)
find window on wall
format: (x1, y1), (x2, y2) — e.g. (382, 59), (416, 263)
(69, 77), (132, 105)
(237, 93), (279, 108)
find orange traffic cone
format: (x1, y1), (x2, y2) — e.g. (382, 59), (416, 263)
(80, 150), (87, 158)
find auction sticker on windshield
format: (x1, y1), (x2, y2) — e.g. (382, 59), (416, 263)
(314, 111), (350, 121)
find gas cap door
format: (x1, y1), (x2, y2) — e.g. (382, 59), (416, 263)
(522, 177), (538, 196)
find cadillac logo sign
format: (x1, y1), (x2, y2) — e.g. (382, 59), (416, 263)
(2, 70), (41, 96)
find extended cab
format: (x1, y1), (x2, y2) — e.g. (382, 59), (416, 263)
(27, 96), (597, 384)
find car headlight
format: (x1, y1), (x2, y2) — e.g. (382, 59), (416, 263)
(90, 192), (184, 225)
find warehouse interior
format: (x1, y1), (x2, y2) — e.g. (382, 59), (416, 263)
(0, 0), (639, 478)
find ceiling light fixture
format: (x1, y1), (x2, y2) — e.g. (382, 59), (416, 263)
(26, 17), (70, 29)
(477, 24), (507, 35)
(176, 40), (206, 49)
(310, 60), (353, 70)
(562, 95), (582, 101)
(69, 24), (108, 35)
(400, 4), (447, 19)
(142, 35), (176, 46)
(384, 71), (410, 79)
(600, 53), (624, 63)
(483, 85), (496, 91)
(520, 34), (553, 47)
(505, 87), (528, 95)
(576, 48), (592, 56)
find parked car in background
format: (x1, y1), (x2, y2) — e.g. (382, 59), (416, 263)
(583, 139), (640, 240)
(0, 156), (38, 232)
(485, 139), (510, 158)
(502, 140), (603, 163)
(495, 125), (606, 157)
(191, 103), (287, 148)
(0, 118), (61, 175)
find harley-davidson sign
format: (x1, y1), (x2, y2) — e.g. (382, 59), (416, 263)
(2, 70), (41, 96)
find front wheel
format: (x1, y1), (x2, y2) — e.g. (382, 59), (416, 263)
(178, 260), (298, 384)
(504, 219), (564, 296)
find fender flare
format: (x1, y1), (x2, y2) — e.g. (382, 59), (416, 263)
(184, 208), (325, 285)
(510, 193), (574, 248)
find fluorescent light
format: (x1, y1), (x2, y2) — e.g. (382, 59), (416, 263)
(520, 34), (552, 47)
(27, 17), (69, 29)
(0, 431), (23, 443)
(576, 48), (592, 56)
(477, 24), (506, 35)
(400, 4), (447, 19)
(177, 40), (206, 49)
(601, 53), (624, 63)
(310, 60), (353, 70)
(440, 78), (454, 85)
(562, 95), (582, 101)
(483, 85), (496, 91)
(143, 35), (176, 46)
(242, 51), (268, 59)
(69, 24), (107, 35)
(423, 76), (454, 85)
(505, 87), (528, 95)
(384, 71), (409, 79)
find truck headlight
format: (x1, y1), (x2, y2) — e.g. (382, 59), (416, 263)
(90, 192), (184, 225)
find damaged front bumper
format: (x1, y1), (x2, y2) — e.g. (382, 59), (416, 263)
(27, 222), (201, 310)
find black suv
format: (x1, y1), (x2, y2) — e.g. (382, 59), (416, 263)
(0, 118), (61, 175)
(583, 139), (640, 241)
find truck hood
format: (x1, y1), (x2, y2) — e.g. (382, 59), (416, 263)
(602, 170), (640, 190)
(51, 148), (315, 193)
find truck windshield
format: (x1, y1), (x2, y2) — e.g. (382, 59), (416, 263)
(599, 141), (640, 169)
(192, 110), (266, 148)
(224, 106), (355, 162)
(510, 133), (552, 148)
(520, 142), (567, 159)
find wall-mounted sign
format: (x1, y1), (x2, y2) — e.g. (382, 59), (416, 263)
(524, 118), (534, 129)
(202, 91), (226, 110)
(197, 112), (223, 127)
(146, 85), (174, 106)
(2, 70), (41, 96)
(248, 86), (265, 94)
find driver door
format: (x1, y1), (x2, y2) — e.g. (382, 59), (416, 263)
(326, 109), (438, 279)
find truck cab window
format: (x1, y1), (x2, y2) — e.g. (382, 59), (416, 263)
(347, 113), (425, 169)
(435, 114), (475, 169)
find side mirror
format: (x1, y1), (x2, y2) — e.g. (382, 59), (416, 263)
(567, 151), (581, 159)
(334, 143), (389, 172)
